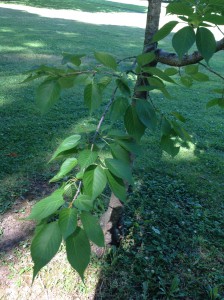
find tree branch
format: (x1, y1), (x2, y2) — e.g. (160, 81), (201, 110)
(156, 38), (224, 67)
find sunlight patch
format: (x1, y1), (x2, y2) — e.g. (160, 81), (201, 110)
(23, 41), (45, 48)
(163, 141), (197, 162)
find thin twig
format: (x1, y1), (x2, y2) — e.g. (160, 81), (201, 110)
(199, 62), (224, 80)
(90, 86), (118, 151)
(69, 181), (82, 207)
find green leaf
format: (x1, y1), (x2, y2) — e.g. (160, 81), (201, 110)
(105, 170), (126, 202)
(105, 158), (133, 185)
(75, 194), (94, 211)
(172, 26), (196, 60)
(98, 76), (112, 90)
(137, 52), (156, 66)
(110, 97), (129, 122)
(110, 143), (130, 163)
(191, 72), (209, 81)
(50, 135), (81, 162)
(167, 3), (194, 16)
(184, 65), (199, 75)
(94, 51), (117, 70)
(83, 165), (107, 200)
(50, 158), (78, 182)
(62, 53), (85, 66)
(26, 189), (64, 221)
(206, 98), (221, 108)
(116, 138), (141, 155)
(78, 150), (98, 170)
(135, 99), (157, 131)
(84, 83), (102, 113)
(196, 27), (216, 63)
(81, 212), (104, 247)
(116, 78), (131, 97)
(36, 79), (61, 114)
(180, 76), (193, 87)
(171, 112), (186, 123)
(143, 67), (176, 84)
(204, 14), (224, 25)
(152, 21), (178, 42)
(31, 222), (62, 281)
(58, 208), (78, 240)
(66, 227), (90, 281)
(160, 135), (180, 157)
(164, 68), (178, 76)
(124, 105), (146, 142)
(161, 117), (172, 136)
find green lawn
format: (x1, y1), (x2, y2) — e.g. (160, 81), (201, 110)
(0, 1), (224, 299)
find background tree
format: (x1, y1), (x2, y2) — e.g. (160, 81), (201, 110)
(24, 0), (224, 281)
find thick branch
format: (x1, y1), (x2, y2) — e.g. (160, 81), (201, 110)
(156, 38), (224, 67)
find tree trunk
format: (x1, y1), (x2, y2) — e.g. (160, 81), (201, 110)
(96, 0), (162, 254)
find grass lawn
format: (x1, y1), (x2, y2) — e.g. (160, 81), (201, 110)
(0, 1), (224, 299)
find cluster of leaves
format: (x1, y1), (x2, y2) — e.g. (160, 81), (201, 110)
(24, 0), (224, 282)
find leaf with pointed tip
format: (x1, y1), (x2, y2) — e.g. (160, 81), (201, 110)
(196, 27), (216, 63)
(143, 67), (176, 84)
(50, 135), (81, 162)
(81, 212), (104, 247)
(62, 53), (85, 66)
(105, 170), (126, 202)
(160, 135), (180, 157)
(137, 52), (156, 67)
(124, 105), (145, 142)
(36, 79), (61, 114)
(75, 194), (94, 211)
(116, 79), (131, 97)
(167, 2), (194, 16)
(66, 227), (90, 281)
(110, 143), (130, 163)
(152, 21), (178, 42)
(31, 222), (62, 281)
(172, 26), (195, 60)
(26, 189), (64, 221)
(84, 83), (102, 112)
(83, 165), (107, 200)
(110, 97), (129, 122)
(78, 150), (98, 170)
(105, 158), (133, 185)
(164, 68), (178, 76)
(136, 99), (157, 131)
(94, 52), (117, 70)
(50, 158), (78, 182)
(58, 208), (78, 240)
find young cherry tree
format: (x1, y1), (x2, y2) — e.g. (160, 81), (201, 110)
(24, 0), (224, 281)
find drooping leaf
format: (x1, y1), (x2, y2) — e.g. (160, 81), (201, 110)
(62, 53), (85, 66)
(78, 150), (98, 170)
(171, 112), (186, 123)
(110, 143), (130, 163)
(161, 117), (172, 136)
(50, 158), (78, 182)
(167, 2), (194, 16)
(164, 68), (178, 76)
(172, 26), (196, 60)
(191, 72), (209, 81)
(196, 27), (216, 63)
(137, 52), (156, 67)
(58, 208), (78, 240)
(75, 194), (94, 211)
(26, 189), (64, 221)
(84, 83), (102, 112)
(94, 51), (117, 70)
(184, 65), (199, 75)
(116, 138), (142, 155)
(83, 165), (107, 200)
(31, 222), (62, 281)
(143, 67), (176, 84)
(36, 79), (61, 114)
(66, 227), (90, 281)
(105, 158), (133, 185)
(135, 99), (157, 131)
(206, 98), (222, 108)
(109, 97), (129, 122)
(152, 21), (178, 42)
(124, 105), (146, 142)
(81, 211), (104, 247)
(116, 78), (131, 97)
(180, 76), (193, 87)
(160, 135), (180, 157)
(50, 135), (81, 162)
(204, 14), (224, 25)
(105, 170), (126, 202)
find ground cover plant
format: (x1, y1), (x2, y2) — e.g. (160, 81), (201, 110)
(0, 0), (224, 299)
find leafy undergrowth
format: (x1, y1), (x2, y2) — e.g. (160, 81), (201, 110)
(96, 172), (224, 299)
